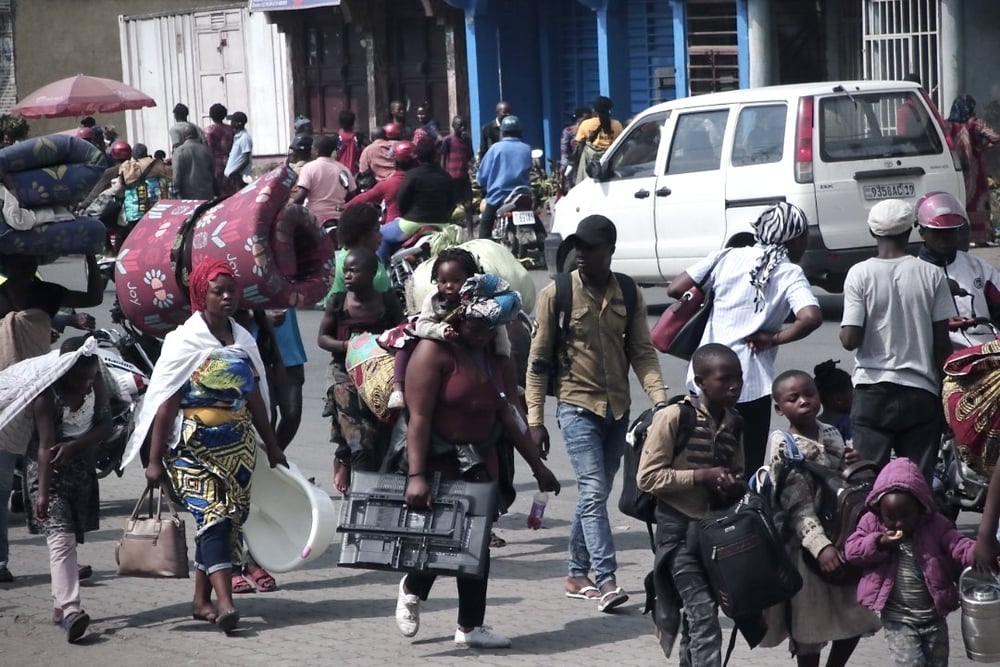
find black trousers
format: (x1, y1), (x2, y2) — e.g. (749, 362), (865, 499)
(852, 382), (942, 479)
(404, 551), (490, 628)
(736, 396), (772, 476)
(478, 203), (498, 240)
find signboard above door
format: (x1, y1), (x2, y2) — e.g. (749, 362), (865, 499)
(249, 0), (341, 11)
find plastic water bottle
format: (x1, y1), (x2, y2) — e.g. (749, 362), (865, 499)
(526, 492), (548, 530)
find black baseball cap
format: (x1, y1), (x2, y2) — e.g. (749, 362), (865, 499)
(227, 111), (248, 124)
(290, 134), (314, 151)
(566, 215), (617, 246)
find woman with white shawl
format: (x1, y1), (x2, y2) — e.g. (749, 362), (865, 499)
(128, 258), (286, 633)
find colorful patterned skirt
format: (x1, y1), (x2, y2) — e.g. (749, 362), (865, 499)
(167, 408), (257, 565)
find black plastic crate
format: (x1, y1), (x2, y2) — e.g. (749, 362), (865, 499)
(337, 471), (496, 579)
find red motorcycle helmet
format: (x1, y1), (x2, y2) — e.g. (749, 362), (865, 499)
(76, 126), (94, 140)
(915, 191), (967, 229)
(110, 140), (133, 161)
(392, 140), (416, 163)
(383, 123), (402, 140)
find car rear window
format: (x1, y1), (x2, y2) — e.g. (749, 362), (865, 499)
(818, 91), (943, 162)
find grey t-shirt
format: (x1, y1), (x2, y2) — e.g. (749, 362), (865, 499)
(841, 256), (954, 395)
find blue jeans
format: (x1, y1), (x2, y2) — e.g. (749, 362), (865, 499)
(0, 450), (18, 568)
(377, 218), (405, 263)
(194, 519), (233, 575)
(557, 402), (628, 587)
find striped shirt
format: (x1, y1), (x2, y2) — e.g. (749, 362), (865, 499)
(684, 247), (818, 403)
(881, 539), (939, 624)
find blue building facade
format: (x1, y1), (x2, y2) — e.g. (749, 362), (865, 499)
(445, 0), (689, 160)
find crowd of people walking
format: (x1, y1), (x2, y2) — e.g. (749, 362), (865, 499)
(1, 90), (999, 667)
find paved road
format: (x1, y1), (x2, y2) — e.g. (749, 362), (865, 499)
(1, 256), (988, 666)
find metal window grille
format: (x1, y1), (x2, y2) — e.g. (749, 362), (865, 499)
(862, 0), (942, 109)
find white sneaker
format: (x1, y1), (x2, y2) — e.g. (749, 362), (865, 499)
(395, 577), (420, 637)
(454, 625), (511, 648)
(387, 390), (405, 410)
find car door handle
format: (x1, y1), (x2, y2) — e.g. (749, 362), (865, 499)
(656, 187), (672, 197)
(634, 189), (650, 199)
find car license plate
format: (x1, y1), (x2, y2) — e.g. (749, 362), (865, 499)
(862, 182), (915, 200)
(512, 210), (535, 226)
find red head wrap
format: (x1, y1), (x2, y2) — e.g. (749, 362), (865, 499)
(188, 259), (234, 313)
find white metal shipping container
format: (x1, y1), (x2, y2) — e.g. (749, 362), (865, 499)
(118, 3), (291, 157)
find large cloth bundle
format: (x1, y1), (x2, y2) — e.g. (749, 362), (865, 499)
(0, 216), (104, 255)
(0, 134), (105, 208)
(942, 339), (1000, 478)
(116, 166), (335, 336)
(410, 239), (537, 314)
(0, 134), (107, 256)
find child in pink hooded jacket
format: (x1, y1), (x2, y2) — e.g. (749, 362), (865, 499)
(845, 457), (974, 667)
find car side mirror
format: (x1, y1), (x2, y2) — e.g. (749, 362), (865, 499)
(585, 158), (603, 180)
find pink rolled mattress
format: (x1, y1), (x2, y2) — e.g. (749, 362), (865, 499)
(115, 166), (334, 336)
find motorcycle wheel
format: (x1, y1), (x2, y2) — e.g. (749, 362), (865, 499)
(505, 227), (520, 259)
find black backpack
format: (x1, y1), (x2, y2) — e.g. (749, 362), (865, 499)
(545, 271), (637, 396)
(771, 432), (875, 586)
(619, 395), (695, 526)
(690, 492), (803, 620)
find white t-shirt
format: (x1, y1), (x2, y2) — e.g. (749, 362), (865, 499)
(930, 251), (1000, 349)
(685, 246), (819, 403)
(841, 256), (955, 395)
(224, 130), (253, 178)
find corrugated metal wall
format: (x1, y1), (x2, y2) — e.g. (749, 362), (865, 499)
(557, 1), (600, 122)
(0, 0), (14, 114)
(627, 0), (675, 115)
(119, 4), (291, 156)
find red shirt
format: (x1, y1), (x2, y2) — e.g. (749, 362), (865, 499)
(440, 134), (472, 180)
(344, 169), (406, 221)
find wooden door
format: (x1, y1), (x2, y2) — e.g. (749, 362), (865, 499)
(299, 11), (369, 135)
(195, 8), (248, 122)
(384, 4), (451, 132)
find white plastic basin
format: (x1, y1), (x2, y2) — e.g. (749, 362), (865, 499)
(244, 447), (338, 573)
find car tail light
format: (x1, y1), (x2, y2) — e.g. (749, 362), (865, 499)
(794, 96), (814, 184)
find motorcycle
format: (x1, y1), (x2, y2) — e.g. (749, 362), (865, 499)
(92, 326), (151, 479)
(933, 308), (999, 520)
(492, 185), (546, 265)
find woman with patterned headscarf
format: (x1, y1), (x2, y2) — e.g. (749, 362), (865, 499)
(391, 273), (560, 649)
(128, 259), (286, 634)
(948, 94), (1000, 244)
(667, 202), (823, 472)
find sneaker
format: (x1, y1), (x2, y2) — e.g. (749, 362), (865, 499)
(387, 390), (405, 410)
(395, 577), (420, 637)
(454, 625), (511, 648)
(62, 610), (90, 643)
(0, 566), (13, 583)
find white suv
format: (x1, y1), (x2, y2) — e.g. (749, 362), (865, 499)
(547, 81), (964, 292)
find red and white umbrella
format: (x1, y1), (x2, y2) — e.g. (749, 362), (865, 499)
(10, 74), (157, 119)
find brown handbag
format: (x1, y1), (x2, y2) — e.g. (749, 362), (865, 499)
(115, 484), (190, 578)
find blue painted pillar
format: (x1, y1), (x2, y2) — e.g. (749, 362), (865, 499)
(736, 0), (750, 88)
(537, 0), (560, 162)
(446, 0), (501, 155)
(595, 2), (630, 112)
(669, 0), (688, 98)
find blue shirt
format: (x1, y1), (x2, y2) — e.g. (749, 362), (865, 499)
(272, 309), (307, 367)
(476, 137), (531, 207)
(224, 129), (253, 177)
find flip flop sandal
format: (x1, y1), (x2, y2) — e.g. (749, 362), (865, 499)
(193, 608), (219, 623)
(216, 608), (240, 633)
(565, 585), (600, 600)
(247, 567), (277, 592)
(77, 565), (93, 581)
(597, 587), (629, 613)
(231, 573), (255, 594)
